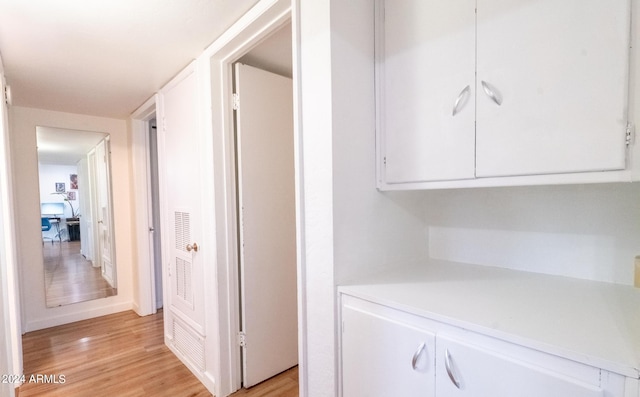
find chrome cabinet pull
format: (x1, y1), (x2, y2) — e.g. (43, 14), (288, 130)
(445, 349), (461, 389)
(411, 342), (426, 370)
(452, 85), (470, 116)
(481, 80), (502, 106)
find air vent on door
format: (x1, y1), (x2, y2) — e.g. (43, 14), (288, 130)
(175, 211), (191, 251)
(176, 257), (193, 304)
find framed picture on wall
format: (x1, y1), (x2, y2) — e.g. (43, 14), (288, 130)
(55, 182), (65, 193)
(67, 191), (76, 201)
(70, 174), (78, 190)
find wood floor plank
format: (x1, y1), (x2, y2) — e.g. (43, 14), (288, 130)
(20, 310), (299, 397)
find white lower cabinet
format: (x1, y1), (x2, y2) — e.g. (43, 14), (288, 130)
(436, 336), (604, 397)
(340, 294), (628, 397)
(341, 303), (436, 397)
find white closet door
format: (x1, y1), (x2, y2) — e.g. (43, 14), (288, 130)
(234, 63), (297, 388)
(476, 0), (630, 178)
(159, 62), (207, 372)
(382, 0), (476, 183)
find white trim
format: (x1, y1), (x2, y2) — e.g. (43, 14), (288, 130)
(24, 302), (133, 331)
(204, 1), (296, 395)
(130, 95), (159, 316)
(0, 62), (21, 397)
(291, 1), (307, 395)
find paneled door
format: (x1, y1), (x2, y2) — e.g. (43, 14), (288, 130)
(234, 63), (297, 387)
(95, 138), (116, 287)
(159, 62), (207, 373)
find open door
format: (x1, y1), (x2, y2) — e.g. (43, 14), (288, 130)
(234, 63), (297, 387)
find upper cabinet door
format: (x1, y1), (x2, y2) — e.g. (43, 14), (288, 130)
(381, 0), (476, 183)
(475, 0), (631, 178)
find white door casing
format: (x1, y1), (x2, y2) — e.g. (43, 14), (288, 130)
(235, 63), (298, 387)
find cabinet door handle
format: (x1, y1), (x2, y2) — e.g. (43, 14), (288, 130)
(445, 348), (461, 389)
(411, 342), (426, 370)
(481, 80), (502, 106)
(452, 85), (470, 116)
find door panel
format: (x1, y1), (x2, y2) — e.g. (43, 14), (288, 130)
(476, 0), (630, 177)
(234, 63), (297, 387)
(95, 139), (116, 287)
(382, 0), (476, 183)
(159, 63), (206, 368)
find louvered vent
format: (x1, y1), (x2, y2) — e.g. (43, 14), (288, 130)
(173, 318), (205, 370)
(175, 211), (191, 251)
(175, 257), (193, 304)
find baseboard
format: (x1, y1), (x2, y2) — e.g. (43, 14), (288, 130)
(24, 302), (133, 332)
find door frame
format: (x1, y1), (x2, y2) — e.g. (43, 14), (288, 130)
(204, 0), (303, 394)
(130, 95), (161, 316)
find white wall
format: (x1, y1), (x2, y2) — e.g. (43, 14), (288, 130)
(9, 106), (134, 331)
(424, 183), (640, 285)
(38, 164), (79, 240)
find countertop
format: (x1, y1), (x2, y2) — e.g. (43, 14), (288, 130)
(338, 260), (640, 378)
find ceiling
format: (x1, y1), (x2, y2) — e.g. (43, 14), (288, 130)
(36, 126), (107, 165)
(0, 0), (260, 119)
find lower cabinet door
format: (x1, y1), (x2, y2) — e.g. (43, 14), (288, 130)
(341, 304), (436, 397)
(435, 336), (605, 397)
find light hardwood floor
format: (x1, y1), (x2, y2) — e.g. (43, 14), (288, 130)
(20, 310), (299, 397)
(43, 241), (116, 307)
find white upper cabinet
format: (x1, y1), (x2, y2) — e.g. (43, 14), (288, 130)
(377, 0), (633, 189)
(475, 0), (630, 178)
(382, 0), (476, 183)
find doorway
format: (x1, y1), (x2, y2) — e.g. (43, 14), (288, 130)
(147, 118), (163, 310)
(209, 8), (298, 395)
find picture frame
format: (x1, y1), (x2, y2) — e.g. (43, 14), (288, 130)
(70, 174), (78, 190)
(55, 182), (65, 193)
(67, 191), (76, 201)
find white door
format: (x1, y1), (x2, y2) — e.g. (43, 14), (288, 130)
(341, 303), (436, 397)
(234, 63), (297, 387)
(159, 63), (207, 371)
(95, 138), (116, 287)
(475, 0), (630, 177)
(381, 0), (476, 183)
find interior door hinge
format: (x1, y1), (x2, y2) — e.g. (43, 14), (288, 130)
(237, 331), (246, 347)
(626, 122), (635, 146)
(232, 93), (240, 111)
